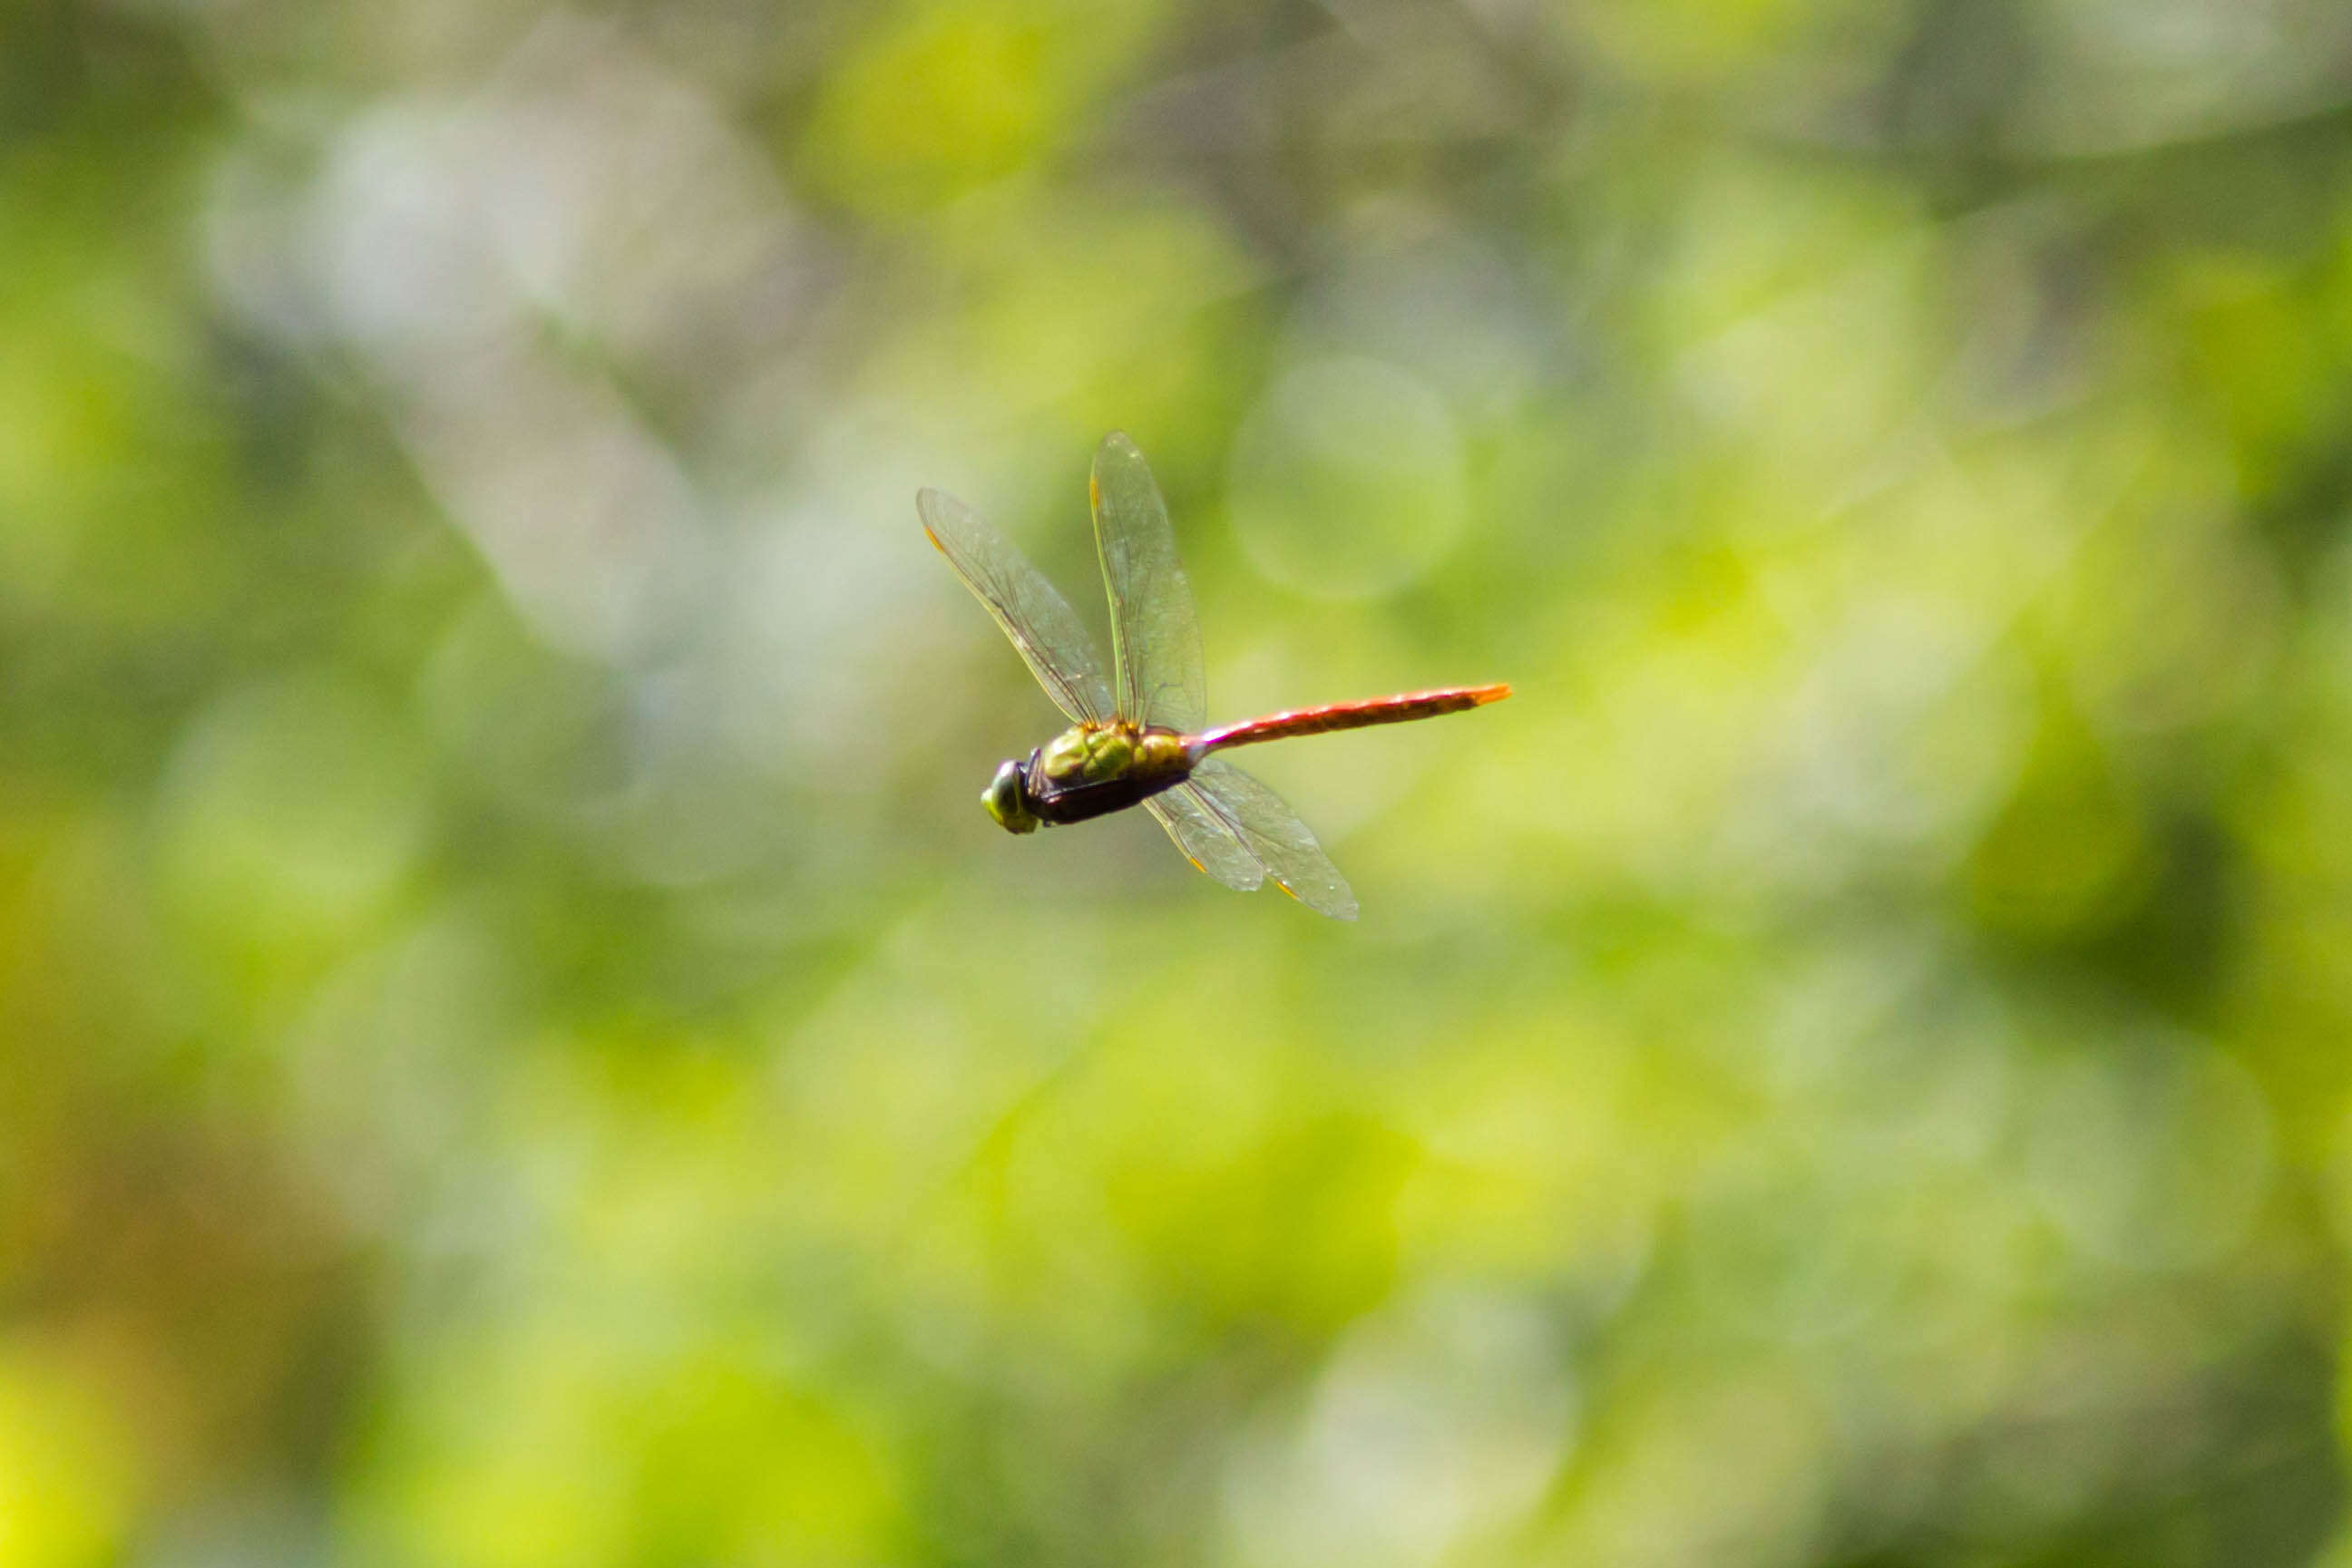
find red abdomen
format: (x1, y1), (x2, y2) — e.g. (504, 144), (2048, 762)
(1196, 684), (1510, 753)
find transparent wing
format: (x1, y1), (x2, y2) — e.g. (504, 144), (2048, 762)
(920, 486), (1114, 726)
(1184, 757), (1359, 920)
(1090, 433), (1205, 732)
(1145, 782), (1264, 893)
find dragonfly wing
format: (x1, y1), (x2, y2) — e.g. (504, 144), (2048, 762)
(1185, 757), (1359, 920)
(1091, 433), (1206, 732)
(920, 486), (1115, 726)
(1145, 782), (1265, 892)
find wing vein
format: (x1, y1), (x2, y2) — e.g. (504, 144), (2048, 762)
(920, 487), (1113, 726)
(1090, 434), (1206, 731)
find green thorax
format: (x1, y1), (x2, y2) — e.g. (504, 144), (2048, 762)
(985, 723), (1196, 833)
(1037, 724), (1190, 788)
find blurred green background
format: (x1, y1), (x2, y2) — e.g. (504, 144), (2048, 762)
(7, 0), (2352, 1563)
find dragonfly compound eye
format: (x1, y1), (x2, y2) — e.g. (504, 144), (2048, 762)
(983, 760), (1040, 834)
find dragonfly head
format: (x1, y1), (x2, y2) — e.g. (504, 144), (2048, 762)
(983, 759), (1041, 834)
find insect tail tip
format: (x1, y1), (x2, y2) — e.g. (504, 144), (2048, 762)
(1477, 682), (1513, 704)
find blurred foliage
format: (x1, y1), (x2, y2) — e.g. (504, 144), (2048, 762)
(8, 0), (2352, 1564)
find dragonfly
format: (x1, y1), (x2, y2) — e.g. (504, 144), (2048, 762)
(920, 432), (1509, 920)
